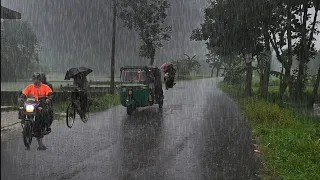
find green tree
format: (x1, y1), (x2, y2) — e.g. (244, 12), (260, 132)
(293, 0), (319, 102)
(172, 54), (200, 78)
(1, 20), (40, 81)
(191, 0), (264, 96)
(117, 0), (172, 65)
(311, 65), (320, 104)
(205, 53), (222, 77)
(191, 0), (320, 101)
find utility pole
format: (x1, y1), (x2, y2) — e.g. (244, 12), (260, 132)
(110, 0), (116, 94)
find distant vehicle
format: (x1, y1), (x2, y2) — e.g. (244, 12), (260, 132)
(161, 62), (176, 90)
(119, 66), (164, 115)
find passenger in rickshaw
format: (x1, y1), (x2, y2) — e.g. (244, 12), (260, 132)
(123, 69), (146, 82)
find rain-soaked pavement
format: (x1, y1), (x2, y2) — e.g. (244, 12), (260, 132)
(1, 78), (260, 180)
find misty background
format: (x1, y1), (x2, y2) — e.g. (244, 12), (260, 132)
(1, 0), (319, 78)
(1, 0), (210, 76)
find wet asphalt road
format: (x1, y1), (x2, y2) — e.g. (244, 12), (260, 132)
(1, 78), (260, 180)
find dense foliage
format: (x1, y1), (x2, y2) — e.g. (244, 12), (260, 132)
(1, 20), (40, 81)
(192, 0), (320, 103)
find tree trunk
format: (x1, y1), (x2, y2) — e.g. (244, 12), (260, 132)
(307, 1), (319, 50)
(306, 1), (319, 106)
(281, 64), (294, 100)
(216, 68), (220, 77)
(245, 54), (253, 97)
(296, 2), (308, 102)
(286, 4), (296, 101)
(110, 0), (116, 94)
(259, 73), (264, 95)
(262, 23), (271, 98)
(311, 66), (320, 104)
(279, 65), (285, 98)
(280, 71), (288, 99)
(149, 47), (156, 66)
(211, 67), (214, 77)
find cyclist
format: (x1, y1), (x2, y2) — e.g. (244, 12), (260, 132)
(71, 74), (89, 120)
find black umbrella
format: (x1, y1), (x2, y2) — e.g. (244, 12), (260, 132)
(64, 67), (93, 80)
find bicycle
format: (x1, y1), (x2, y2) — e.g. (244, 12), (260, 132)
(66, 89), (90, 128)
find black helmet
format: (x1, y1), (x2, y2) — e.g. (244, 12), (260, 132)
(32, 73), (41, 80)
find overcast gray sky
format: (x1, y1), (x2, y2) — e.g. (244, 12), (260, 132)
(1, 0), (210, 74)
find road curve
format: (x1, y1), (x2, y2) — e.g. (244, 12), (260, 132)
(1, 78), (260, 180)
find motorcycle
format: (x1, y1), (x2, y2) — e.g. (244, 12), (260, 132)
(19, 96), (50, 150)
(164, 72), (175, 90)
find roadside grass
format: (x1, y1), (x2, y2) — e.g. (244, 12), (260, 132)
(218, 81), (320, 180)
(88, 92), (120, 112)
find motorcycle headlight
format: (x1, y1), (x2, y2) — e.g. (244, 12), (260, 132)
(25, 104), (35, 112)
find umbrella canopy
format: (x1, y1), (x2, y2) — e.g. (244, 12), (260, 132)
(64, 67), (92, 80)
(160, 62), (173, 72)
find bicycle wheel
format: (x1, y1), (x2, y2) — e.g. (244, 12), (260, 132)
(81, 92), (90, 123)
(80, 103), (90, 123)
(81, 109), (89, 123)
(66, 102), (76, 128)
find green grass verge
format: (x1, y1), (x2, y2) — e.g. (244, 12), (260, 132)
(88, 92), (120, 112)
(218, 82), (320, 180)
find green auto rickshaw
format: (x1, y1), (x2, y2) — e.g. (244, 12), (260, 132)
(119, 66), (164, 115)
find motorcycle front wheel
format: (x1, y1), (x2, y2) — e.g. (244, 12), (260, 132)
(23, 121), (33, 150)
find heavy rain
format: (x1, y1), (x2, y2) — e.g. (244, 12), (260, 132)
(1, 0), (320, 180)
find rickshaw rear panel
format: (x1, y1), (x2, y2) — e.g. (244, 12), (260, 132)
(120, 85), (149, 107)
(119, 66), (164, 114)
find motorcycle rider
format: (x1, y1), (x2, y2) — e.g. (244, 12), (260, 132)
(164, 64), (176, 89)
(18, 73), (53, 150)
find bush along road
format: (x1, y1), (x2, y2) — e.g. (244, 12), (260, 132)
(218, 81), (320, 179)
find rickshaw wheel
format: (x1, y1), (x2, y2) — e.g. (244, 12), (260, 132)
(159, 100), (163, 109)
(127, 106), (133, 115)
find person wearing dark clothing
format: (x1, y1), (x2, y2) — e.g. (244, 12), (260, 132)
(40, 73), (53, 90)
(72, 74), (89, 120)
(164, 64), (176, 89)
(38, 73), (54, 131)
(153, 68), (164, 101)
(164, 64), (176, 76)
